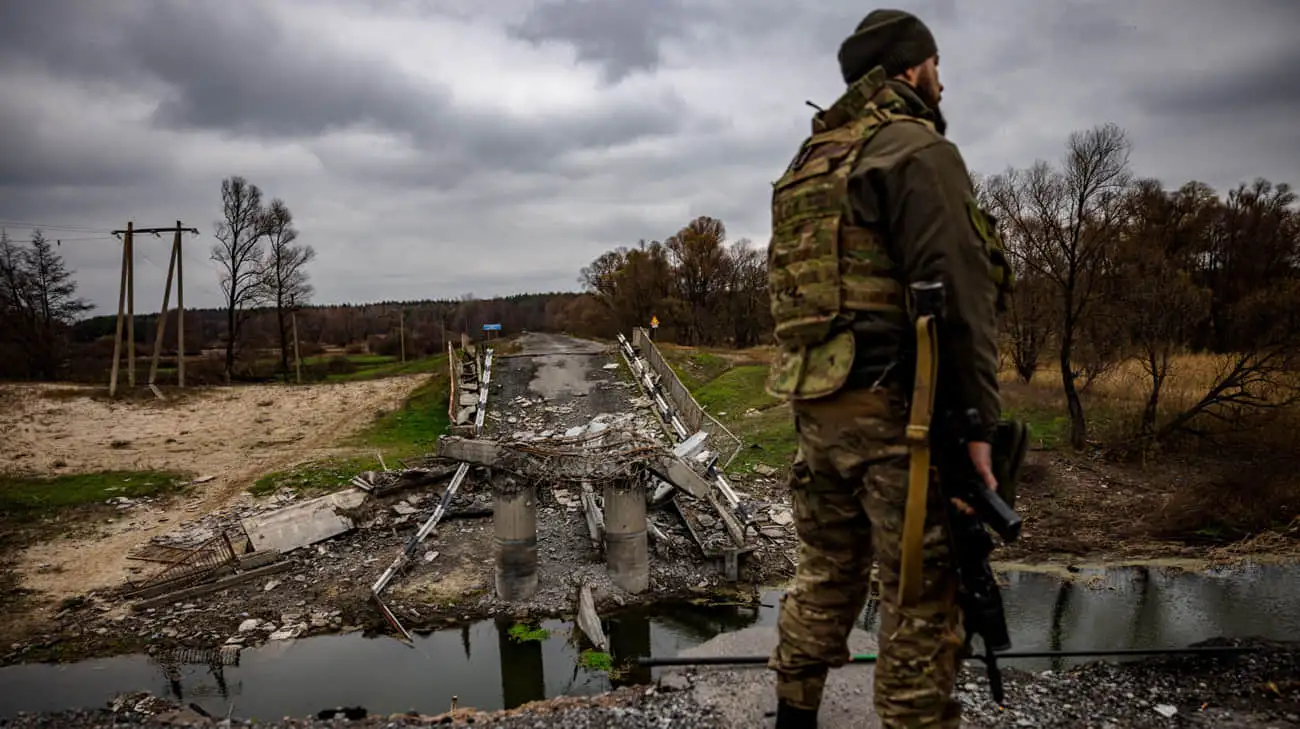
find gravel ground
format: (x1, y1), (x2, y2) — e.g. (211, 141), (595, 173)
(958, 637), (1300, 728)
(0, 687), (730, 728)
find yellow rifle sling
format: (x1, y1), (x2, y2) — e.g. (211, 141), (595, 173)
(899, 312), (939, 608)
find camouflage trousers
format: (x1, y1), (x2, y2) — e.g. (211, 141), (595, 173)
(769, 385), (966, 728)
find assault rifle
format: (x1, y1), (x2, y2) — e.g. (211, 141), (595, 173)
(909, 280), (1030, 705)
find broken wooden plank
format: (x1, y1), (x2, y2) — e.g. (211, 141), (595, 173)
(576, 583), (608, 652)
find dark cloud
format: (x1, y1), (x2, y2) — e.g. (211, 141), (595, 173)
(509, 0), (688, 83)
(1139, 41), (1300, 117)
(0, 0), (1295, 312)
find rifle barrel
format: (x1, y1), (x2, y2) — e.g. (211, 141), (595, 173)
(634, 645), (1258, 668)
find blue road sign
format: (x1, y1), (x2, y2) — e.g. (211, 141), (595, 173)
(483, 323), (502, 331)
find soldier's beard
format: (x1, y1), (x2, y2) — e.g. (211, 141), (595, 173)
(930, 103), (948, 136)
(915, 84), (947, 136)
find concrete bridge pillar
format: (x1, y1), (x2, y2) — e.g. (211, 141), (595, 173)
(603, 478), (649, 594)
(494, 475), (538, 601)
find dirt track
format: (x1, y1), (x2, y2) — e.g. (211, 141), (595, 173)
(1, 376), (424, 600)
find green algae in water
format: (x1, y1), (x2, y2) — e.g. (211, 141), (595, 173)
(578, 650), (613, 672)
(507, 623), (549, 643)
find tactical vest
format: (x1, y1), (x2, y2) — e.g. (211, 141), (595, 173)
(767, 73), (917, 350)
(766, 69), (1014, 400)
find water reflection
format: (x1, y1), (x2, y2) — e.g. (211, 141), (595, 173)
(607, 612), (652, 687)
(1, 563), (1296, 719)
(495, 616), (545, 709)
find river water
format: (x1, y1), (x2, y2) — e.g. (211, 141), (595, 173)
(1, 563), (1295, 720)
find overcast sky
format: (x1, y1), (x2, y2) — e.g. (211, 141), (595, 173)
(2, 0), (1297, 315)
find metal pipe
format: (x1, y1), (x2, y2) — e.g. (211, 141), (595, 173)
(635, 645), (1261, 668)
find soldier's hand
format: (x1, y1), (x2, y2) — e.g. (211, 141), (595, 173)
(968, 441), (998, 491)
(951, 441), (998, 516)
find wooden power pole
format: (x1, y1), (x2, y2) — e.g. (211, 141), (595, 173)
(399, 309), (407, 363)
(110, 221), (199, 397)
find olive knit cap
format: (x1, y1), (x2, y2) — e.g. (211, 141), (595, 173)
(838, 9), (938, 84)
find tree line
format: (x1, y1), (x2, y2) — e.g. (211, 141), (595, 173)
(578, 122), (1300, 453)
(577, 216), (772, 347)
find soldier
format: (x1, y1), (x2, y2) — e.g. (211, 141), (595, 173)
(764, 8), (1012, 729)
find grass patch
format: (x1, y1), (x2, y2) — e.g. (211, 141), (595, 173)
(303, 353), (396, 367)
(0, 470), (191, 519)
(726, 406), (797, 474)
(249, 363), (453, 498)
(248, 457), (378, 497)
(323, 354), (449, 383)
(1001, 401), (1070, 450)
(660, 348), (733, 390)
(695, 365), (780, 417)
(508, 623), (550, 643)
(578, 650), (613, 672)
(349, 369), (451, 459)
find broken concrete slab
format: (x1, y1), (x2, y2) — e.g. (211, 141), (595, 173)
(577, 583), (608, 652)
(670, 625), (880, 729)
(579, 481), (604, 548)
(437, 435), (713, 501)
(241, 488), (366, 554)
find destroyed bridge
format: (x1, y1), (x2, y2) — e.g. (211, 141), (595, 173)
(114, 332), (766, 650)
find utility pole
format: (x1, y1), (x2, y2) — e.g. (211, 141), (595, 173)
(109, 222), (131, 398)
(176, 224), (185, 388)
(399, 309), (407, 363)
(147, 225), (179, 386)
(110, 222), (199, 396)
(127, 227), (134, 387)
(290, 294), (302, 385)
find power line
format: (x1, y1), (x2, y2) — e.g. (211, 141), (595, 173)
(2, 236), (118, 244)
(0, 219), (112, 234)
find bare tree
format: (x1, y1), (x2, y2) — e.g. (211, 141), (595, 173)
(724, 238), (770, 348)
(987, 123), (1133, 448)
(0, 230), (91, 378)
(26, 230), (92, 377)
(666, 216), (732, 345)
(212, 175), (268, 381)
(257, 199), (315, 378)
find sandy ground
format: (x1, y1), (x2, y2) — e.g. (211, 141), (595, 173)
(0, 376), (425, 600)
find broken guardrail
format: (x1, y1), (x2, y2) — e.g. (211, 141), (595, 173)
(371, 346), (494, 642)
(617, 333), (754, 529)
